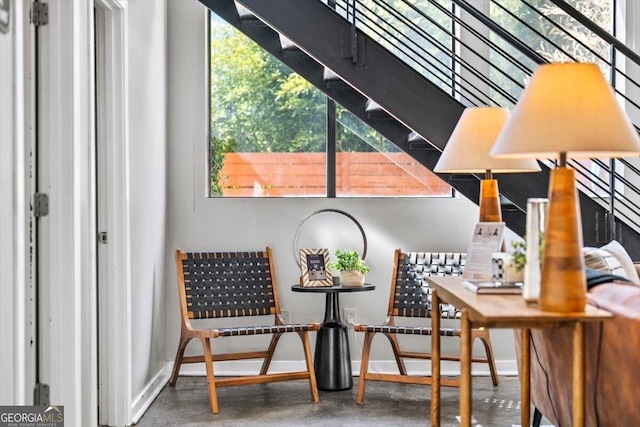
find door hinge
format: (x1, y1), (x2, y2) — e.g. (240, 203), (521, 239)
(34, 383), (50, 406)
(30, 2), (48, 26)
(98, 231), (108, 244)
(33, 193), (49, 217)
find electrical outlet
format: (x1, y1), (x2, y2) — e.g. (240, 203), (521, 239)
(281, 309), (291, 324)
(344, 308), (357, 327)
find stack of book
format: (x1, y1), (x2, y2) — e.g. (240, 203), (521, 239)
(463, 280), (523, 294)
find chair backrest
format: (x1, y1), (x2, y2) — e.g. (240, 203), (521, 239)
(390, 250), (466, 319)
(175, 248), (280, 320)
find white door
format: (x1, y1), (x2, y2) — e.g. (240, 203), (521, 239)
(94, 1), (132, 425)
(34, 0), (52, 406)
(34, 1), (99, 425)
(95, 4), (109, 423)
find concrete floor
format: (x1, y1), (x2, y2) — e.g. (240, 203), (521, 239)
(136, 376), (554, 426)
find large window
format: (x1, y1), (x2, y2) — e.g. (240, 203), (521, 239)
(208, 14), (452, 198)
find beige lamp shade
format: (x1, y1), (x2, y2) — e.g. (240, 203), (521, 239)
(434, 107), (540, 173)
(491, 63), (640, 159)
(488, 62), (640, 313)
(434, 106), (539, 223)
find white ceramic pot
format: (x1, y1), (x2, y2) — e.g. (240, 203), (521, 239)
(340, 270), (365, 287)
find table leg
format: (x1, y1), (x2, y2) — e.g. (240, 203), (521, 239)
(460, 310), (471, 427)
(431, 290), (441, 427)
(521, 328), (531, 427)
(572, 322), (585, 427)
(314, 292), (352, 390)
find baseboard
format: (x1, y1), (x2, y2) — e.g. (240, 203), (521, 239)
(130, 362), (172, 425)
(173, 359), (519, 377)
(360, 359), (518, 377)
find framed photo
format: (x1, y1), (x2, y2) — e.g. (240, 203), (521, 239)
(299, 248), (333, 287)
(463, 222), (505, 282)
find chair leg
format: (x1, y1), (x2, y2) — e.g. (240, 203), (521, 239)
(473, 327), (499, 386)
(298, 331), (320, 404)
(259, 333), (282, 375)
(200, 337), (219, 414)
(385, 333), (407, 375)
(169, 335), (192, 386)
(532, 407), (543, 427)
(356, 331), (374, 404)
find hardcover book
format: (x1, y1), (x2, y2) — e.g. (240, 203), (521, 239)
(463, 280), (522, 294)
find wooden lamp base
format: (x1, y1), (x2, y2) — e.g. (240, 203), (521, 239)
(479, 179), (502, 222)
(539, 167), (587, 312)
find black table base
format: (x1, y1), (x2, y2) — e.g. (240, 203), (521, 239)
(291, 283), (375, 391)
(315, 293), (352, 390)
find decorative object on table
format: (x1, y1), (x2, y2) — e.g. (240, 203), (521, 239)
(491, 251), (524, 284)
(509, 239), (526, 273)
(331, 248), (370, 287)
(463, 279), (522, 294)
(299, 248), (333, 287)
(292, 208), (367, 267)
(491, 62), (640, 312)
(462, 222), (505, 282)
(523, 198), (548, 303)
(434, 106), (540, 222)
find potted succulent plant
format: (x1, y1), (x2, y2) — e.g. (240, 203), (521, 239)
(331, 248), (370, 287)
(510, 240), (526, 274)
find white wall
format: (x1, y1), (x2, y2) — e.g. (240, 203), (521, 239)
(166, 0), (517, 377)
(127, 0), (170, 411)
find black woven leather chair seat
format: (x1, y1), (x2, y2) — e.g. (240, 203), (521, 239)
(395, 252), (466, 319)
(360, 325), (461, 337)
(216, 323), (318, 337)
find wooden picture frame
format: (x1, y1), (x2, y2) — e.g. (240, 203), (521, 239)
(299, 248), (333, 287)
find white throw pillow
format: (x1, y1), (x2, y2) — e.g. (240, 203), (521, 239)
(583, 246), (628, 279)
(600, 240), (640, 285)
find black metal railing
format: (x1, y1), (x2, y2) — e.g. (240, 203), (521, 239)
(322, 0), (640, 236)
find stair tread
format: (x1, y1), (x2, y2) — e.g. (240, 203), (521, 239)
(279, 34), (298, 51)
(235, 2), (254, 20)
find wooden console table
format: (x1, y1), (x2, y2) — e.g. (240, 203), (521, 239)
(427, 276), (611, 427)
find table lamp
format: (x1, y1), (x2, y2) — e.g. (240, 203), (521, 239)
(490, 62), (640, 312)
(434, 106), (540, 222)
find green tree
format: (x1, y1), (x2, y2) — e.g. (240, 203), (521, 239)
(210, 23), (326, 153)
(209, 135), (235, 196)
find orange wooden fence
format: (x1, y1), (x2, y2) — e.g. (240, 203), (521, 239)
(218, 152), (452, 197)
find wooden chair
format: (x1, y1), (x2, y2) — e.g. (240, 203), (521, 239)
(354, 249), (499, 404)
(169, 247), (321, 413)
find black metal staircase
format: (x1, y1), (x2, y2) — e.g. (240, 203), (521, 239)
(200, 0), (640, 258)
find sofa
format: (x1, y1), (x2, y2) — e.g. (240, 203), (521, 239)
(515, 241), (640, 427)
